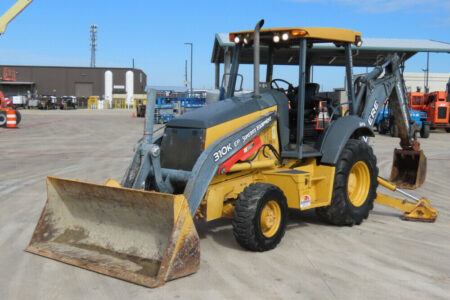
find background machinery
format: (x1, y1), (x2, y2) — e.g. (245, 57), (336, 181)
(375, 100), (430, 138)
(409, 90), (450, 132)
(0, 90), (21, 127)
(59, 96), (78, 109)
(0, 0), (33, 128)
(27, 21), (435, 288)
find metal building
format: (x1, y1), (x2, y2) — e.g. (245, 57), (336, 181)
(0, 65), (147, 98)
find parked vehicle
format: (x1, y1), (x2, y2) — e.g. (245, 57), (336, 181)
(27, 98), (39, 109)
(38, 95), (58, 110)
(12, 95), (28, 109)
(27, 23), (435, 288)
(60, 96), (78, 109)
(375, 102), (430, 138)
(408, 91), (450, 132)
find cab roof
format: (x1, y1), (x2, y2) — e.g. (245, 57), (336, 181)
(229, 27), (362, 45)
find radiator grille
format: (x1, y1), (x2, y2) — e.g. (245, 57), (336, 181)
(437, 107), (447, 119)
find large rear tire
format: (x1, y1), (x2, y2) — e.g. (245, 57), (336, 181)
(232, 183), (287, 251)
(420, 123), (430, 138)
(316, 139), (378, 225)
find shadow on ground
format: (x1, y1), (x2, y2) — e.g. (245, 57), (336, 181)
(194, 209), (328, 250)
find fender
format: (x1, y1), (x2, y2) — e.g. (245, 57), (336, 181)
(319, 115), (374, 165)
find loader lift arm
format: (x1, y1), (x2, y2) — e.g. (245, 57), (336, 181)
(0, 0), (33, 35)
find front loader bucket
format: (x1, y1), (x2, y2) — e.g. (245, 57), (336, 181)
(390, 149), (427, 189)
(26, 176), (200, 288)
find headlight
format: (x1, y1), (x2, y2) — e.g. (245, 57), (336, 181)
(243, 34), (250, 44)
(281, 32), (289, 41)
(273, 33), (280, 43)
(234, 35), (241, 44)
(355, 36), (363, 47)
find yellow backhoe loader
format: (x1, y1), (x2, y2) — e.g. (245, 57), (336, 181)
(26, 20), (437, 288)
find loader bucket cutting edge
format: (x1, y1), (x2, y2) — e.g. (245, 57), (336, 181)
(389, 149), (427, 190)
(25, 176), (200, 288)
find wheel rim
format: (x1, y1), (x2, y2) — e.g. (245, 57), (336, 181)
(347, 161), (370, 207)
(260, 200), (281, 238)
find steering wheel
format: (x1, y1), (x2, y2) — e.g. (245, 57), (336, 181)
(270, 79), (294, 93)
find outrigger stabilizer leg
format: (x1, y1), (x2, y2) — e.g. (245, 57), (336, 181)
(375, 177), (438, 222)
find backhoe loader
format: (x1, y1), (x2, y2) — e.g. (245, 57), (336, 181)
(27, 20), (436, 288)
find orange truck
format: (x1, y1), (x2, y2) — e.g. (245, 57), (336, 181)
(424, 91), (449, 132)
(408, 91), (450, 132)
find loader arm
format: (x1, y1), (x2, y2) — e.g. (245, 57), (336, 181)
(0, 0), (33, 34)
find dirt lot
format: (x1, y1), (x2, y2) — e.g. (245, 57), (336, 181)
(1, 109), (449, 299)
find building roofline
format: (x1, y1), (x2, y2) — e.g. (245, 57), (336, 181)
(0, 64), (145, 73)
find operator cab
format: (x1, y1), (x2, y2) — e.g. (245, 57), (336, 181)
(228, 27), (362, 159)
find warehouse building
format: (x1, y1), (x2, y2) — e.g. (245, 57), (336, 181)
(403, 72), (450, 93)
(0, 65), (147, 98)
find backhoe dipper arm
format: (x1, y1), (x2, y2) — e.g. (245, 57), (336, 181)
(356, 54), (417, 150)
(0, 0), (33, 35)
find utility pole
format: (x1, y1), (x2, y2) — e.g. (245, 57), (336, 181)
(184, 42), (193, 93)
(90, 24), (97, 68)
(184, 59), (188, 88)
(425, 52), (429, 94)
(422, 52), (430, 94)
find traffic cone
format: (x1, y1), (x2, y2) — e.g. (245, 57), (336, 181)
(6, 109), (17, 128)
(132, 112), (136, 118)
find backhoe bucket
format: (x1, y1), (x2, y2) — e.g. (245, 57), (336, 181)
(26, 176), (200, 288)
(390, 149), (427, 189)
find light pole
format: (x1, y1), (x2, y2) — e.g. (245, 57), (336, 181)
(184, 42), (193, 93)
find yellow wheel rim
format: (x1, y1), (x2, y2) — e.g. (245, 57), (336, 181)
(347, 161), (370, 207)
(260, 200), (281, 238)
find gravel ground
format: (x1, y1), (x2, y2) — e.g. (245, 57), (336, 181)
(0, 109), (449, 299)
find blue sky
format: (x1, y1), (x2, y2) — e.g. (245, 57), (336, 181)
(0, 0), (449, 91)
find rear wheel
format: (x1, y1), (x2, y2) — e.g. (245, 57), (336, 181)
(446, 128), (450, 133)
(390, 123), (398, 137)
(377, 118), (387, 134)
(420, 123), (430, 138)
(232, 183), (287, 251)
(316, 139), (378, 225)
(0, 111), (6, 127)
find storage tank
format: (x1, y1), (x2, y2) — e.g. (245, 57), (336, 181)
(105, 70), (113, 107)
(126, 70), (134, 108)
(206, 89), (221, 104)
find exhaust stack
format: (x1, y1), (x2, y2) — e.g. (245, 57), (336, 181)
(253, 19), (264, 98)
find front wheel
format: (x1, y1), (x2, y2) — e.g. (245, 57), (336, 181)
(316, 139), (378, 225)
(232, 183), (288, 251)
(420, 123), (430, 138)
